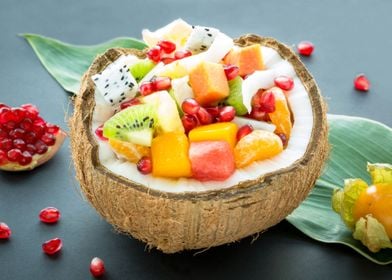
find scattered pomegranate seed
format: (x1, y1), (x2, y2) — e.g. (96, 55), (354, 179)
(7, 149), (23, 162)
(161, 57), (176, 65)
(0, 222), (11, 239)
(39, 207), (61, 223)
(18, 151), (32, 166)
(205, 106), (220, 118)
(297, 41), (314, 56)
(153, 77), (171, 91)
(181, 114), (198, 133)
(274, 76), (294, 91)
(45, 123), (60, 134)
(259, 91), (276, 113)
(218, 106), (236, 122)
(90, 257), (105, 278)
(0, 150), (7, 165)
(120, 98), (141, 110)
(42, 237), (62, 255)
(158, 40), (176, 54)
(182, 98), (201, 115)
(146, 46), (162, 63)
(354, 74), (370, 91)
(196, 107), (213, 125)
(95, 125), (107, 141)
(224, 65), (240, 81)
(139, 82), (155, 96)
(174, 50), (192, 60)
(237, 124), (254, 141)
(137, 156), (152, 174)
(249, 107), (270, 121)
(277, 133), (288, 147)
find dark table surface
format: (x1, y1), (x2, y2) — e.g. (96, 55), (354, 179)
(1, 0), (392, 279)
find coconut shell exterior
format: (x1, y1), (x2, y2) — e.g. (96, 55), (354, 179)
(70, 35), (329, 253)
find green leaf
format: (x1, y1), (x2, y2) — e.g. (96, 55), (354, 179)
(287, 115), (392, 265)
(22, 34), (147, 94)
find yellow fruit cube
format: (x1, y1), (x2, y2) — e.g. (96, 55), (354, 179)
(188, 122), (238, 149)
(151, 132), (192, 178)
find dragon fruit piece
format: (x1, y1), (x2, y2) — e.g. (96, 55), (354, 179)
(185, 26), (219, 53)
(92, 55), (139, 107)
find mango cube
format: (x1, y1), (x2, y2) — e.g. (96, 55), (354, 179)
(224, 44), (264, 76)
(151, 132), (192, 178)
(188, 122), (238, 149)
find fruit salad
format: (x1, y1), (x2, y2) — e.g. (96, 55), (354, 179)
(92, 19), (313, 186)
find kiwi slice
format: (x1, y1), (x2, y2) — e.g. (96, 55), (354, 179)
(129, 59), (156, 82)
(225, 76), (248, 116)
(103, 104), (157, 146)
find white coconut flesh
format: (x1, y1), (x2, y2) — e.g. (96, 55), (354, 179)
(91, 46), (313, 193)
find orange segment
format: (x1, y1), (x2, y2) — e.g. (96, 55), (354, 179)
(188, 122), (238, 149)
(108, 138), (151, 163)
(189, 61), (230, 105)
(234, 130), (283, 168)
(151, 132), (192, 178)
(268, 87), (292, 139)
(224, 44), (264, 76)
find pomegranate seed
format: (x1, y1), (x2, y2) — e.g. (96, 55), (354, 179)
(32, 123), (46, 137)
(0, 103), (10, 110)
(45, 123), (59, 134)
(182, 98), (200, 115)
(4, 121), (17, 130)
(0, 222), (11, 239)
(161, 57), (176, 65)
(42, 237), (62, 255)
(0, 150), (7, 165)
(217, 106), (236, 122)
(146, 46), (162, 63)
(9, 128), (25, 139)
(249, 107), (270, 121)
(196, 107), (213, 125)
(25, 144), (37, 155)
(7, 148), (22, 162)
(18, 151), (32, 166)
(205, 106), (220, 118)
(274, 76), (294, 91)
(11, 108), (26, 123)
(158, 40), (176, 54)
(137, 156), (152, 174)
(181, 114), (198, 133)
(174, 50), (192, 60)
(237, 124), (254, 141)
(24, 131), (37, 144)
(297, 41), (314, 56)
(21, 104), (39, 120)
(259, 91), (276, 113)
(95, 125), (107, 141)
(224, 65), (240, 81)
(20, 118), (33, 130)
(354, 74), (370, 91)
(90, 257), (105, 277)
(0, 127), (8, 138)
(120, 98), (141, 110)
(39, 207), (61, 223)
(153, 77), (171, 91)
(277, 133), (288, 147)
(0, 138), (13, 151)
(41, 133), (56, 146)
(139, 82), (155, 96)
(13, 139), (26, 150)
(0, 108), (11, 124)
(35, 140), (48, 155)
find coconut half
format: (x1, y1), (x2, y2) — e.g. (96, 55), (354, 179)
(70, 34), (328, 253)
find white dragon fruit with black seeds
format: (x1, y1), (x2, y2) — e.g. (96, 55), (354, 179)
(185, 26), (219, 53)
(92, 55), (139, 107)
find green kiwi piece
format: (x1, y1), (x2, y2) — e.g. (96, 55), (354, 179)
(129, 59), (156, 82)
(103, 104), (157, 146)
(225, 76), (248, 116)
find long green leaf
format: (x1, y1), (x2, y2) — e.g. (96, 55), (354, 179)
(287, 114), (392, 265)
(22, 34), (147, 94)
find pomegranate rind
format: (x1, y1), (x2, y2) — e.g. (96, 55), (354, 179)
(0, 130), (66, 171)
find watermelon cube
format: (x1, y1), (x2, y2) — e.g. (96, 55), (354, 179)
(189, 141), (235, 181)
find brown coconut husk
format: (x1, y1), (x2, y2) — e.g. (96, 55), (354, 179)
(69, 34), (329, 253)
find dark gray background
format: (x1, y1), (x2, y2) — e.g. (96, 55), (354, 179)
(1, 0), (391, 279)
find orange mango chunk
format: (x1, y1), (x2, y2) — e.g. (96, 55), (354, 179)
(188, 122), (238, 149)
(189, 61), (230, 106)
(267, 87), (292, 139)
(109, 138), (151, 163)
(224, 44), (264, 76)
(234, 130), (283, 168)
(151, 132), (192, 178)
